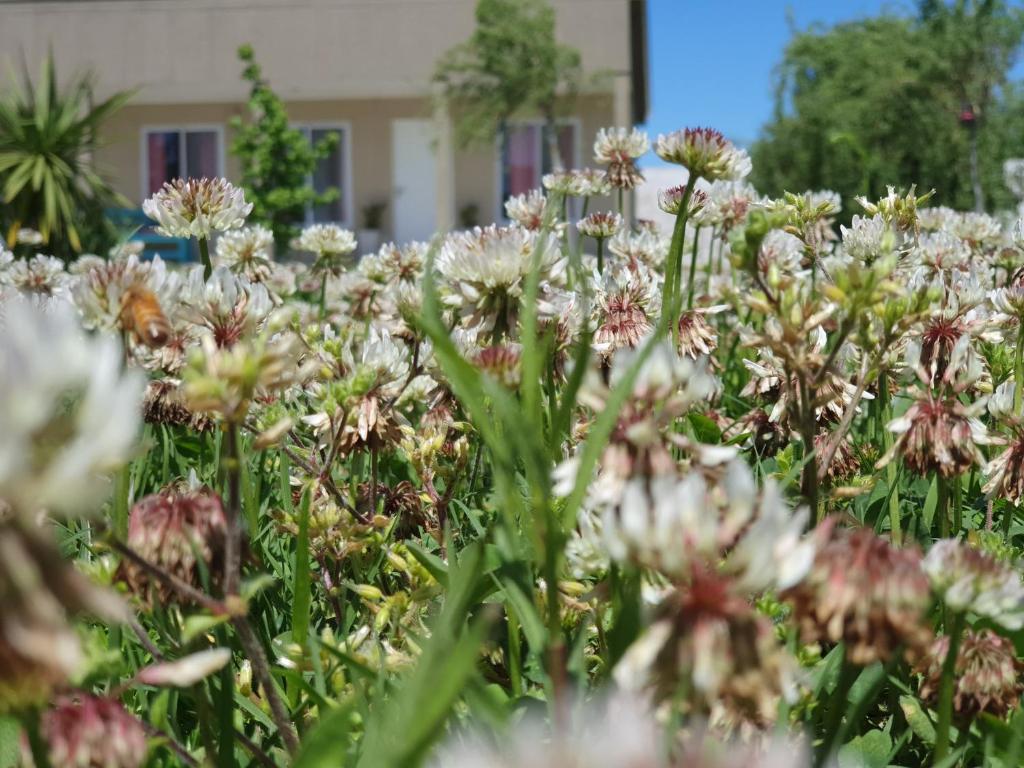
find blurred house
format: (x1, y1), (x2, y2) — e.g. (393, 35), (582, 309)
(0, 0), (648, 244)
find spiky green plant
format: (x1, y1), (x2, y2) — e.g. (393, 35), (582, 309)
(0, 53), (132, 256)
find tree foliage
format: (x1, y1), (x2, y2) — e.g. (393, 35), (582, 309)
(751, 1), (1024, 215)
(434, 0), (581, 167)
(0, 53), (131, 257)
(229, 45), (338, 254)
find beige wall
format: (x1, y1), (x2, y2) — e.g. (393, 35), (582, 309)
(101, 93), (616, 238)
(0, 0), (634, 103)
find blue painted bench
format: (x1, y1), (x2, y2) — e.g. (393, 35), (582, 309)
(106, 208), (193, 262)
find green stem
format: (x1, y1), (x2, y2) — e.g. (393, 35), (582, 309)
(596, 237), (604, 276)
(22, 710), (53, 768)
(937, 472), (950, 540)
(880, 376), (901, 545)
(660, 182), (696, 342)
(507, 607), (523, 698)
(815, 654), (859, 768)
(686, 224), (702, 310)
(318, 273), (327, 322)
(1014, 324), (1024, 415)
(933, 612), (966, 765)
(199, 237), (212, 280)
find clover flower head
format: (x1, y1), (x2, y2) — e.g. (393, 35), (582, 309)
(923, 539), (1024, 629)
(655, 127), (752, 181)
(143, 177), (252, 238)
(0, 297), (143, 515)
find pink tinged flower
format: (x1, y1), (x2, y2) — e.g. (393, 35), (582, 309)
(917, 629), (1024, 720)
(782, 523), (933, 665)
(593, 127), (649, 190)
(576, 212), (623, 240)
(654, 127), (752, 181)
(30, 695), (148, 768)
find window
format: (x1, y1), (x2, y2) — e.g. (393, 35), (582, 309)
(499, 121), (578, 209)
(297, 125), (350, 226)
(143, 127), (222, 197)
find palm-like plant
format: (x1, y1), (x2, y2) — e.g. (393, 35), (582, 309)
(0, 54), (132, 255)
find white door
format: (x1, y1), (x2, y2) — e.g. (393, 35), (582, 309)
(392, 119), (438, 244)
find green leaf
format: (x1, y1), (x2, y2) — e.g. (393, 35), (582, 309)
(837, 729), (892, 768)
(181, 613), (232, 644)
(688, 412), (723, 444)
(900, 694), (936, 746)
(0, 718), (20, 768)
(293, 703), (354, 768)
(291, 487), (313, 645)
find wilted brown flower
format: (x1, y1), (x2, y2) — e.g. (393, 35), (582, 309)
(983, 432), (1024, 504)
(782, 524), (932, 665)
(359, 480), (429, 539)
(880, 392), (986, 478)
(142, 380), (212, 432)
(117, 483), (227, 603)
(616, 571), (795, 729)
(24, 694), (148, 768)
(677, 309), (719, 360)
(917, 629), (1024, 720)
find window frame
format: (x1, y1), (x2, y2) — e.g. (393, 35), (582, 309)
(294, 121), (354, 229)
(494, 117), (581, 222)
(139, 124), (226, 201)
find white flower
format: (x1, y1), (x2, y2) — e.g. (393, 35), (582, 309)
(840, 214), (892, 262)
(72, 253), (180, 337)
(504, 189), (546, 230)
(0, 297), (144, 515)
(181, 265), (273, 347)
(576, 212), (623, 239)
(0, 254), (69, 296)
(654, 127), (751, 181)
(437, 225), (565, 331)
(923, 539), (1024, 630)
(215, 225), (275, 282)
(15, 227), (44, 246)
(142, 177), (252, 239)
(593, 127), (649, 163)
(294, 224), (357, 258)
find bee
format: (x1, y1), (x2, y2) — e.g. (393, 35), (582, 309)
(121, 287), (171, 348)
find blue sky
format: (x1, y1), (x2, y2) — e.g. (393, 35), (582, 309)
(638, 0), (918, 163)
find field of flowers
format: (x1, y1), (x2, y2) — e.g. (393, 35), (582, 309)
(2, 125), (1024, 767)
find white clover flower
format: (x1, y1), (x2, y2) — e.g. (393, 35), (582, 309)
(567, 168), (613, 198)
(215, 225), (275, 282)
(0, 253), (69, 296)
(654, 127), (751, 181)
(923, 539), (1024, 629)
(988, 379), (1017, 422)
(840, 214), (892, 262)
(295, 224), (357, 258)
(504, 188), (546, 231)
(72, 253), (180, 338)
(437, 224), (565, 332)
(181, 265), (273, 347)
(607, 227), (668, 269)
(658, 184), (708, 217)
(593, 127), (649, 163)
(142, 178), (252, 239)
(576, 212), (623, 239)
(15, 227), (44, 246)
(950, 211), (1002, 251)
(0, 297), (144, 515)
(68, 254), (108, 276)
(914, 230), (971, 274)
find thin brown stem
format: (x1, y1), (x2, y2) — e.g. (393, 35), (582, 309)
(109, 540), (225, 614)
(817, 357), (872, 482)
(232, 616), (300, 756)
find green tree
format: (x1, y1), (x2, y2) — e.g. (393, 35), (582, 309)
(751, 2), (1024, 215)
(434, 0), (581, 170)
(0, 53), (131, 257)
(229, 45), (338, 254)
